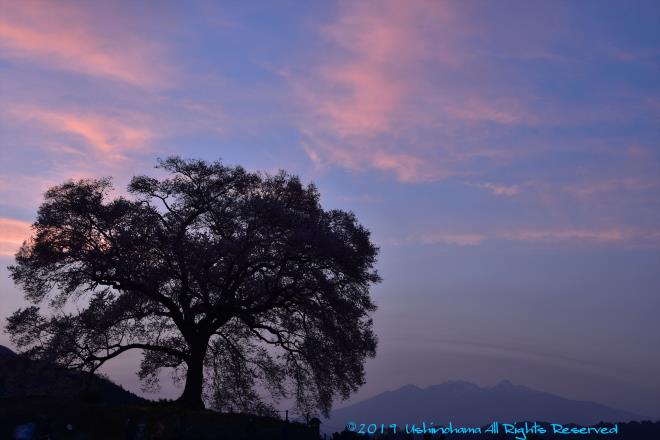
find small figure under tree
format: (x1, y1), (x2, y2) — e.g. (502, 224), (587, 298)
(6, 157), (380, 413)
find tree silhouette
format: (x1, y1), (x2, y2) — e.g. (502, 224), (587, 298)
(6, 157), (380, 411)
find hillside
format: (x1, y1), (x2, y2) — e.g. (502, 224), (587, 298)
(0, 344), (145, 405)
(0, 396), (319, 440)
(0, 345), (321, 439)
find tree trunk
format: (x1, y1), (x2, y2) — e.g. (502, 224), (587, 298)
(176, 344), (207, 409)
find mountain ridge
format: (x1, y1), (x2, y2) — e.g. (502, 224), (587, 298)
(328, 380), (645, 428)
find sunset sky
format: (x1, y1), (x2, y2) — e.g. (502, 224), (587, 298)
(1, 0), (659, 418)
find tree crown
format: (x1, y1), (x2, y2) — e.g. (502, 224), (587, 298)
(6, 157), (380, 414)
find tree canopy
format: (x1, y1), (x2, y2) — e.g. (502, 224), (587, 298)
(6, 157), (380, 413)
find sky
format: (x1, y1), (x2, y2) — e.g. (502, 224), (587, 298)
(1, 0), (659, 418)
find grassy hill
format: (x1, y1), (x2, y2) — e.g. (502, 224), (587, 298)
(0, 396), (319, 440)
(0, 345), (145, 405)
(0, 346), (321, 439)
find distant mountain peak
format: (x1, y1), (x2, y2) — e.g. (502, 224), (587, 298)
(425, 380), (479, 392)
(330, 379), (643, 427)
(494, 379), (514, 388)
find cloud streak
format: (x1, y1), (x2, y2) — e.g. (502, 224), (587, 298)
(0, 0), (172, 88)
(295, 0), (540, 183)
(386, 228), (660, 248)
(10, 107), (153, 162)
(471, 182), (522, 197)
(563, 178), (659, 199)
(0, 217), (31, 257)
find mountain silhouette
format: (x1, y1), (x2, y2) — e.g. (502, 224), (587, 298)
(0, 345), (145, 404)
(328, 380), (644, 428)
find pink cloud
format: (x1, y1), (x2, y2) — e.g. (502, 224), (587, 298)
(370, 151), (430, 183)
(385, 228), (660, 248)
(11, 107), (153, 162)
(295, 1), (455, 182)
(497, 228), (660, 245)
(309, 1), (456, 138)
(385, 232), (488, 247)
(0, 175), (60, 209)
(0, 0), (172, 88)
(296, 0), (537, 183)
(438, 98), (534, 126)
(432, 234), (488, 246)
(625, 145), (656, 160)
(316, 63), (403, 137)
(0, 217), (31, 257)
(563, 178), (659, 199)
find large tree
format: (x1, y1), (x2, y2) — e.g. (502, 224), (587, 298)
(6, 157), (379, 412)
